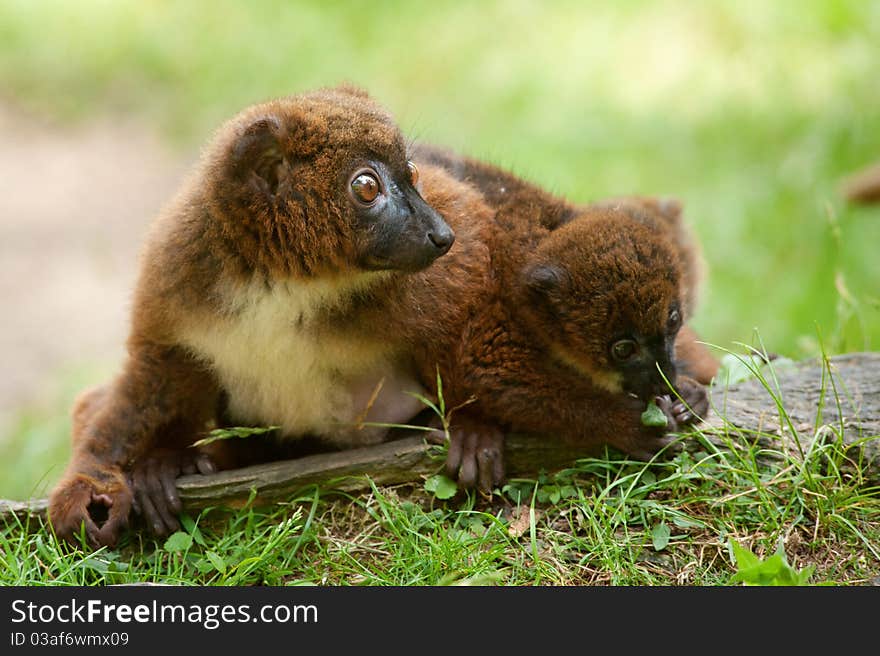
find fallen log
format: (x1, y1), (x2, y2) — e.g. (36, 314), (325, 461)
(2, 352), (878, 525)
(699, 351), (879, 483)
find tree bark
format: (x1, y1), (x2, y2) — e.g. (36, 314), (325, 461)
(2, 352), (878, 524)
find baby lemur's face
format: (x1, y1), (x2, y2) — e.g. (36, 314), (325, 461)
(522, 209), (684, 402)
(206, 85), (454, 276)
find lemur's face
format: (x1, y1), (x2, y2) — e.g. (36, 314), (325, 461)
(344, 156), (454, 273)
(522, 210), (683, 401)
(208, 85), (454, 276)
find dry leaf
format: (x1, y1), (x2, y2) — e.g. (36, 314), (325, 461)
(507, 505), (539, 538)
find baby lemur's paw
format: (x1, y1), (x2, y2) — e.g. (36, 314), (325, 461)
(668, 375), (710, 426)
(129, 448), (216, 537)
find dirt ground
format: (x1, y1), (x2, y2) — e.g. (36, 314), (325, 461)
(0, 104), (192, 438)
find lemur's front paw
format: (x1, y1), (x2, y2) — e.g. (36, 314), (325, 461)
(668, 375), (710, 426)
(48, 470), (132, 548)
(445, 417), (505, 493)
(130, 447), (216, 537)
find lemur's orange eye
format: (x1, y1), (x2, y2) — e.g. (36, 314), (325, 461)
(407, 161), (419, 185)
(350, 170), (380, 205)
(610, 339), (639, 362)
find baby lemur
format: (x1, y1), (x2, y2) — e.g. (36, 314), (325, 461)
(412, 145), (719, 490)
(48, 86), (496, 547)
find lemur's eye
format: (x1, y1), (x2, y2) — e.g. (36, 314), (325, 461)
(610, 339), (639, 362)
(667, 308), (681, 332)
(407, 161), (419, 185)
(350, 169), (381, 205)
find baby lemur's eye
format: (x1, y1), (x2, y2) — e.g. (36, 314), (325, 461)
(407, 161), (420, 185)
(667, 308), (681, 332)
(610, 339), (639, 362)
(350, 169), (381, 205)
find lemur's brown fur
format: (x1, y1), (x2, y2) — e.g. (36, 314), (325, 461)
(413, 145), (719, 489)
(48, 87), (494, 547)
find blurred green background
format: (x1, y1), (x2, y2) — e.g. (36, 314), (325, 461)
(1, 0), (878, 500)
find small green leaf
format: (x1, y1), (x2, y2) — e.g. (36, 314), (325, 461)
(194, 559), (214, 574)
(502, 482), (531, 504)
(671, 514), (704, 529)
(641, 400), (668, 427)
(461, 516), (486, 535)
(651, 522), (671, 551)
(424, 474), (457, 499)
(560, 485), (577, 499)
(728, 540), (813, 586)
(206, 550), (227, 575)
(193, 425), (279, 447)
(729, 540), (761, 570)
(163, 531), (193, 553)
(793, 565), (816, 585)
(179, 514), (206, 546)
(537, 485), (561, 503)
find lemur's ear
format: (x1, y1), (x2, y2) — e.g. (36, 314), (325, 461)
(523, 263), (569, 298)
(230, 115), (285, 195)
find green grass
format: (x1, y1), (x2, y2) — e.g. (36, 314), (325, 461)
(0, 1), (878, 584)
(3, 440), (877, 585)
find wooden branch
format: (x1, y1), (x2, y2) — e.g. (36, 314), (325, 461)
(3, 353), (878, 526)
